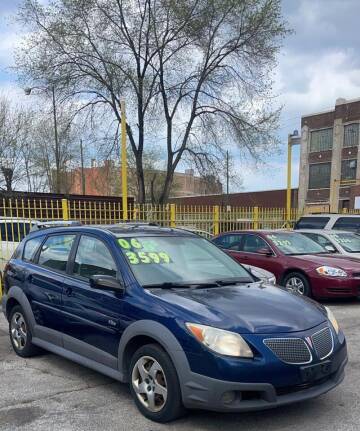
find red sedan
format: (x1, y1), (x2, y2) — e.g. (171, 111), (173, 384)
(212, 230), (360, 299)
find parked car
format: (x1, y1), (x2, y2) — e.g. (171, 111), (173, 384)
(294, 214), (360, 232)
(298, 230), (360, 259)
(243, 264), (276, 284)
(213, 230), (360, 298)
(2, 225), (347, 422)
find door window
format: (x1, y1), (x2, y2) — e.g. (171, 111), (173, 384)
(332, 217), (360, 232)
(213, 234), (243, 251)
(294, 217), (330, 229)
(23, 236), (44, 262)
(301, 233), (334, 250)
(73, 235), (117, 279)
(242, 234), (270, 253)
(38, 235), (76, 272)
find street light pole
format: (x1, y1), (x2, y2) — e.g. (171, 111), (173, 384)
(51, 85), (61, 194)
(120, 101), (128, 221)
(25, 84), (61, 193)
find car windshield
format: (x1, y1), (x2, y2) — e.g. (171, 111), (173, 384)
(329, 232), (360, 253)
(265, 232), (327, 255)
(116, 235), (253, 287)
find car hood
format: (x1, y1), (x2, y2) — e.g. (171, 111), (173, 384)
(151, 283), (327, 334)
(289, 253), (360, 271)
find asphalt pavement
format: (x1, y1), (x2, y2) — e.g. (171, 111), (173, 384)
(0, 300), (359, 431)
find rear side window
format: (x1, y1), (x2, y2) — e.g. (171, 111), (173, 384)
(73, 235), (117, 279)
(332, 217), (360, 232)
(294, 217), (330, 229)
(23, 236), (44, 262)
(38, 234), (76, 272)
(213, 234), (243, 251)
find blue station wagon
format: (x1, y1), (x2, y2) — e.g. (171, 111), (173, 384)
(2, 224), (347, 422)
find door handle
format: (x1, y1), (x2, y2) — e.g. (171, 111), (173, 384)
(64, 287), (73, 296)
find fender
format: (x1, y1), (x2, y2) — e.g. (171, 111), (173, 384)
(2, 286), (36, 330)
(118, 320), (191, 383)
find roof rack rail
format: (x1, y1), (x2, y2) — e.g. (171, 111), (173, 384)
(115, 221), (159, 228)
(30, 221), (82, 232)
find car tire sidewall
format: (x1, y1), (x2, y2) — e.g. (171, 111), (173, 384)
(129, 343), (185, 423)
(283, 272), (311, 297)
(9, 305), (40, 357)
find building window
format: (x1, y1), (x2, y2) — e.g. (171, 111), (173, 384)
(310, 128), (333, 152)
(309, 163), (331, 189)
(341, 159), (357, 181)
(344, 123), (359, 147)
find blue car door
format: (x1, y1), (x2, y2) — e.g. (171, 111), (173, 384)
(61, 234), (125, 367)
(26, 233), (77, 345)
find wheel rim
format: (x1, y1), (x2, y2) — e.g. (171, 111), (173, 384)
(10, 312), (27, 350)
(286, 276), (306, 295)
(131, 355), (168, 413)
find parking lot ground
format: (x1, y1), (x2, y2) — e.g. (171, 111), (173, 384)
(0, 300), (359, 431)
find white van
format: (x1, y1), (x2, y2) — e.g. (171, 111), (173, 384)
(294, 214), (360, 232)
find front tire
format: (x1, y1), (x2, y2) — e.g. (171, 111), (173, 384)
(283, 272), (311, 297)
(9, 305), (42, 357)
(129, 343), (185, 423)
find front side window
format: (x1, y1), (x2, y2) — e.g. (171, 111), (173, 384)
(344, 123), (359, 148)
(242, 234), (270, 253)
(332, 217), (360, 232)
(308, 163), (331, 189)
(23, 236), (44, 262)
(329, 232), (360, 253)
(341, 159), (357, 181)
(310, 128), (333, 152)
(266, 232), (327, 255)
(301, 233), (335, 250)
(117, 236), (253, 287)
(73, 235), (117, 279)
(38, 234), (76, 272)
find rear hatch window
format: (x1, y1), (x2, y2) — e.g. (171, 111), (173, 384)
(294, 217), (330, 230)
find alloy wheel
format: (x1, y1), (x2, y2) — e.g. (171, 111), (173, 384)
(285, 276), (305, 295)
(10, 312), (28, 350)
(131, 355), (168, 413)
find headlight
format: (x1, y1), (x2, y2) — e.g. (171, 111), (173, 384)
(325, 306), (340, 334)
(316, 266), (347, 277)
(186, 323), (253, 358)
(268, 276), (276, 285)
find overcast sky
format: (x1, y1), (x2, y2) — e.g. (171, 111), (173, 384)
(1, 0), (360, 192)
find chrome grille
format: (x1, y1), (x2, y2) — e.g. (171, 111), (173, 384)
(311, 327), (333, 360)
(263, 338), (312, 364)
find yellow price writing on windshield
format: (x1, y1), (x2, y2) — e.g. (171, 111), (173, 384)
(124, 251), (171, 265)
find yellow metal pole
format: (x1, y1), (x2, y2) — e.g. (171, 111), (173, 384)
(286, 135), (292, 227)
(62, 199), (69, 221)
(121, 101), (128, 221)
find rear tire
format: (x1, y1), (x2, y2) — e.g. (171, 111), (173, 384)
(283, 272), (311, 297)
(129, 343), (185, 423)
(9, 305), (42, 357)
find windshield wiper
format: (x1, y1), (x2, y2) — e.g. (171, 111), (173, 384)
(144, 278), (252, 290)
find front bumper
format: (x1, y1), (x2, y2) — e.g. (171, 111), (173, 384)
(309, 272), (360, 298)
(180, 329), (348, 412)
(181, 351), (347, 412)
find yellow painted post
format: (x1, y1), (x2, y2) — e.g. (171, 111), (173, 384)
(213, 205), (220, 236)
(62, 199), (69, 221)
(170, 204), (176, 228)
(286, 135), (292, 227)
(253, 206), (259, 230)
(120, 101), (128, 221)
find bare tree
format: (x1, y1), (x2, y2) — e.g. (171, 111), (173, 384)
(16, 0), (289, 202)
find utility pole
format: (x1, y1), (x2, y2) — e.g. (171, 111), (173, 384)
(80, 139), (85, 195)
(120, 101), (128, 220)
(286, 131), (301, 226)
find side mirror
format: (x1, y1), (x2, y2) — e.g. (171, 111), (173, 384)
(90, 275), (124, 293)
(325, 245), (336, 253)
(257, 247), (273, 256)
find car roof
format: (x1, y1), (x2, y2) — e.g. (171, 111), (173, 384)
(296, 229), (355, 235)
(25, 223), (198, 239)
(298, 214), (360, 218)
(216, 229), (294, 236)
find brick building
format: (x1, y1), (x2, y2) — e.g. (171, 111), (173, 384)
(298, 97), (360, 212)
